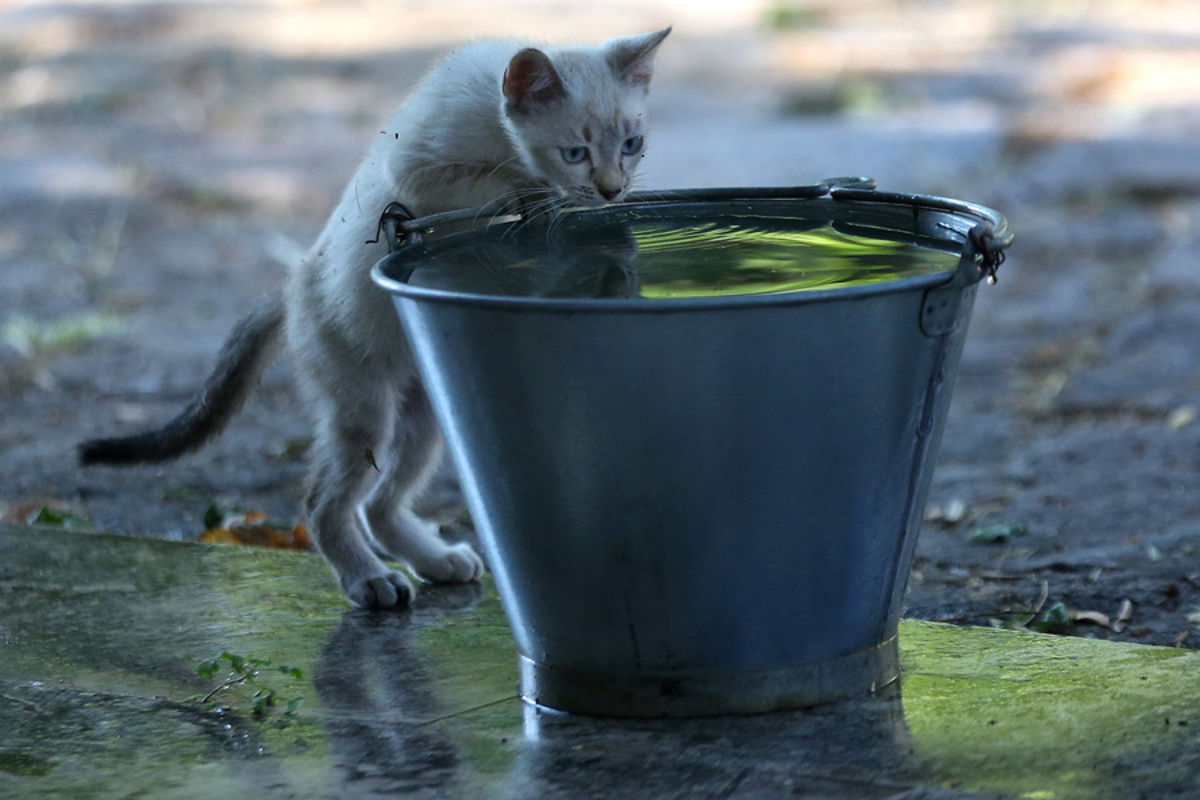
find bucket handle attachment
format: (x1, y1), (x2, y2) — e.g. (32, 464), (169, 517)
(367, 201), (419, 251)
(920, 221), (1012, 337)
(370, 197), (531, 253)
(970, 222), (1011, 286)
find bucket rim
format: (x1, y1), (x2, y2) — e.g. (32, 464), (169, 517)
(370, 182), (1011, 314)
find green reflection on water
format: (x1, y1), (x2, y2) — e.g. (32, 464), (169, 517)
(405, 219), (959, 300)
(633, 222), (957, 298)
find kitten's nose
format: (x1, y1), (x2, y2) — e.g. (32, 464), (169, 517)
(597, 184), (623, 201)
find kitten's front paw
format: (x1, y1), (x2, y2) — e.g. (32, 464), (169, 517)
(414, 543), (485, 585)
(343, 570), (416, 609)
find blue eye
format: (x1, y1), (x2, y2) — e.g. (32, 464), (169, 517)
(560, 146), (589, 164)
(621, 135), (644, 156)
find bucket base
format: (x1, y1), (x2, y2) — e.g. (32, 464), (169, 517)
(519, 636), (900, 718)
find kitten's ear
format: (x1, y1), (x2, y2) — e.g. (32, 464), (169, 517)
(503, 48), (568, 114)
(604, 27), (671, 88)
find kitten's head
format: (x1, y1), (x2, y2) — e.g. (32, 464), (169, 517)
(502, 28), (670, 208)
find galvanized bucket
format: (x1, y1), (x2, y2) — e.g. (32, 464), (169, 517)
(371, 180), (1011, 717)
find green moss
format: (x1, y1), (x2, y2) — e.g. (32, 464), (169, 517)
(6, 527), (1200, 799)
(900, 621), (1200, 799)
(0, 749), (56, 777)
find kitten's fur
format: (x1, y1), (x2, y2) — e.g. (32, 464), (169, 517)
(79, 29), (669, 608)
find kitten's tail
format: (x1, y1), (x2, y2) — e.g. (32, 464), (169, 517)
(78, 295), (286, 466)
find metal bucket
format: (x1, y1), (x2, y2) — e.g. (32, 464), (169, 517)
(371, 181), (1011, 717)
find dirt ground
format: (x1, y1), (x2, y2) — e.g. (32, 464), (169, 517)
(2, 0), (1199, 649)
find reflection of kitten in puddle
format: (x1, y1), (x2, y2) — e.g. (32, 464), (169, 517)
(78, 30), (670, 608)
(313, 594), (479, 792)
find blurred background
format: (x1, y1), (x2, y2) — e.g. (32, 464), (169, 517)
(2, 0), (1198, 643)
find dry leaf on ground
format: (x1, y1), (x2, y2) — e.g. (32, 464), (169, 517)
(199, 510), (311, 551)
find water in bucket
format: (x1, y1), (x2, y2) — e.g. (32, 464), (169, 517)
(401, 213), (960, 301)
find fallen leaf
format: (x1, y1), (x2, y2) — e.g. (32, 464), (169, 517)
(1012, 582), (1051, 633)
(203, 502), (224, 531)
(1071, 609), (1111, 628)
(1167, 405), (1196, 430)
(1014, 579), (1051, 629)
(5, 500), (94, 530)
(1032, 602), (1075, 635)
(198, 527), (240, 545)
(1112, 599), (1134, 633)
(198, 513), (310, 551)
(968, 522), (1027, 544)
(925, 499), (968, 524)
(292, 524), (312, 549)
(3, 499), (58, 523)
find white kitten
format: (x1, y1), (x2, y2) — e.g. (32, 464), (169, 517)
(79, 29), (670, 607)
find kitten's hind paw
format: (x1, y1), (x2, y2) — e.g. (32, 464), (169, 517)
(414, 543), (486, 585)
(344, 570), (416, 609)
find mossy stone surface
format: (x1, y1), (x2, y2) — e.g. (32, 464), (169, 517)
(3, 525), (1198, 799)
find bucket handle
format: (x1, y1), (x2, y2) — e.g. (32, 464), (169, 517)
(368, 177), (883, 253)
(368, 181), (1014, 316)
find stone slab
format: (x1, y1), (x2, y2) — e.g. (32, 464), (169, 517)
(3, 526), (1199, 799)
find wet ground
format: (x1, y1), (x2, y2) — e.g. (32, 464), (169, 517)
(2, 0), (1199, 670)
(5, 524), (1200, 799)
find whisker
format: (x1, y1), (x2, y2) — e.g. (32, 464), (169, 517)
(479, 155), (523, 185)
(503, 196), (562, 241)
(492, 191), (558, 230)
(545, 202), (571, 244)
(511, 208), (552, 239)
(474, 188), (537, 223)
(465, 186), (558, 230)
(624, 169), (695, 204)
(626, 180), (691, 205)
